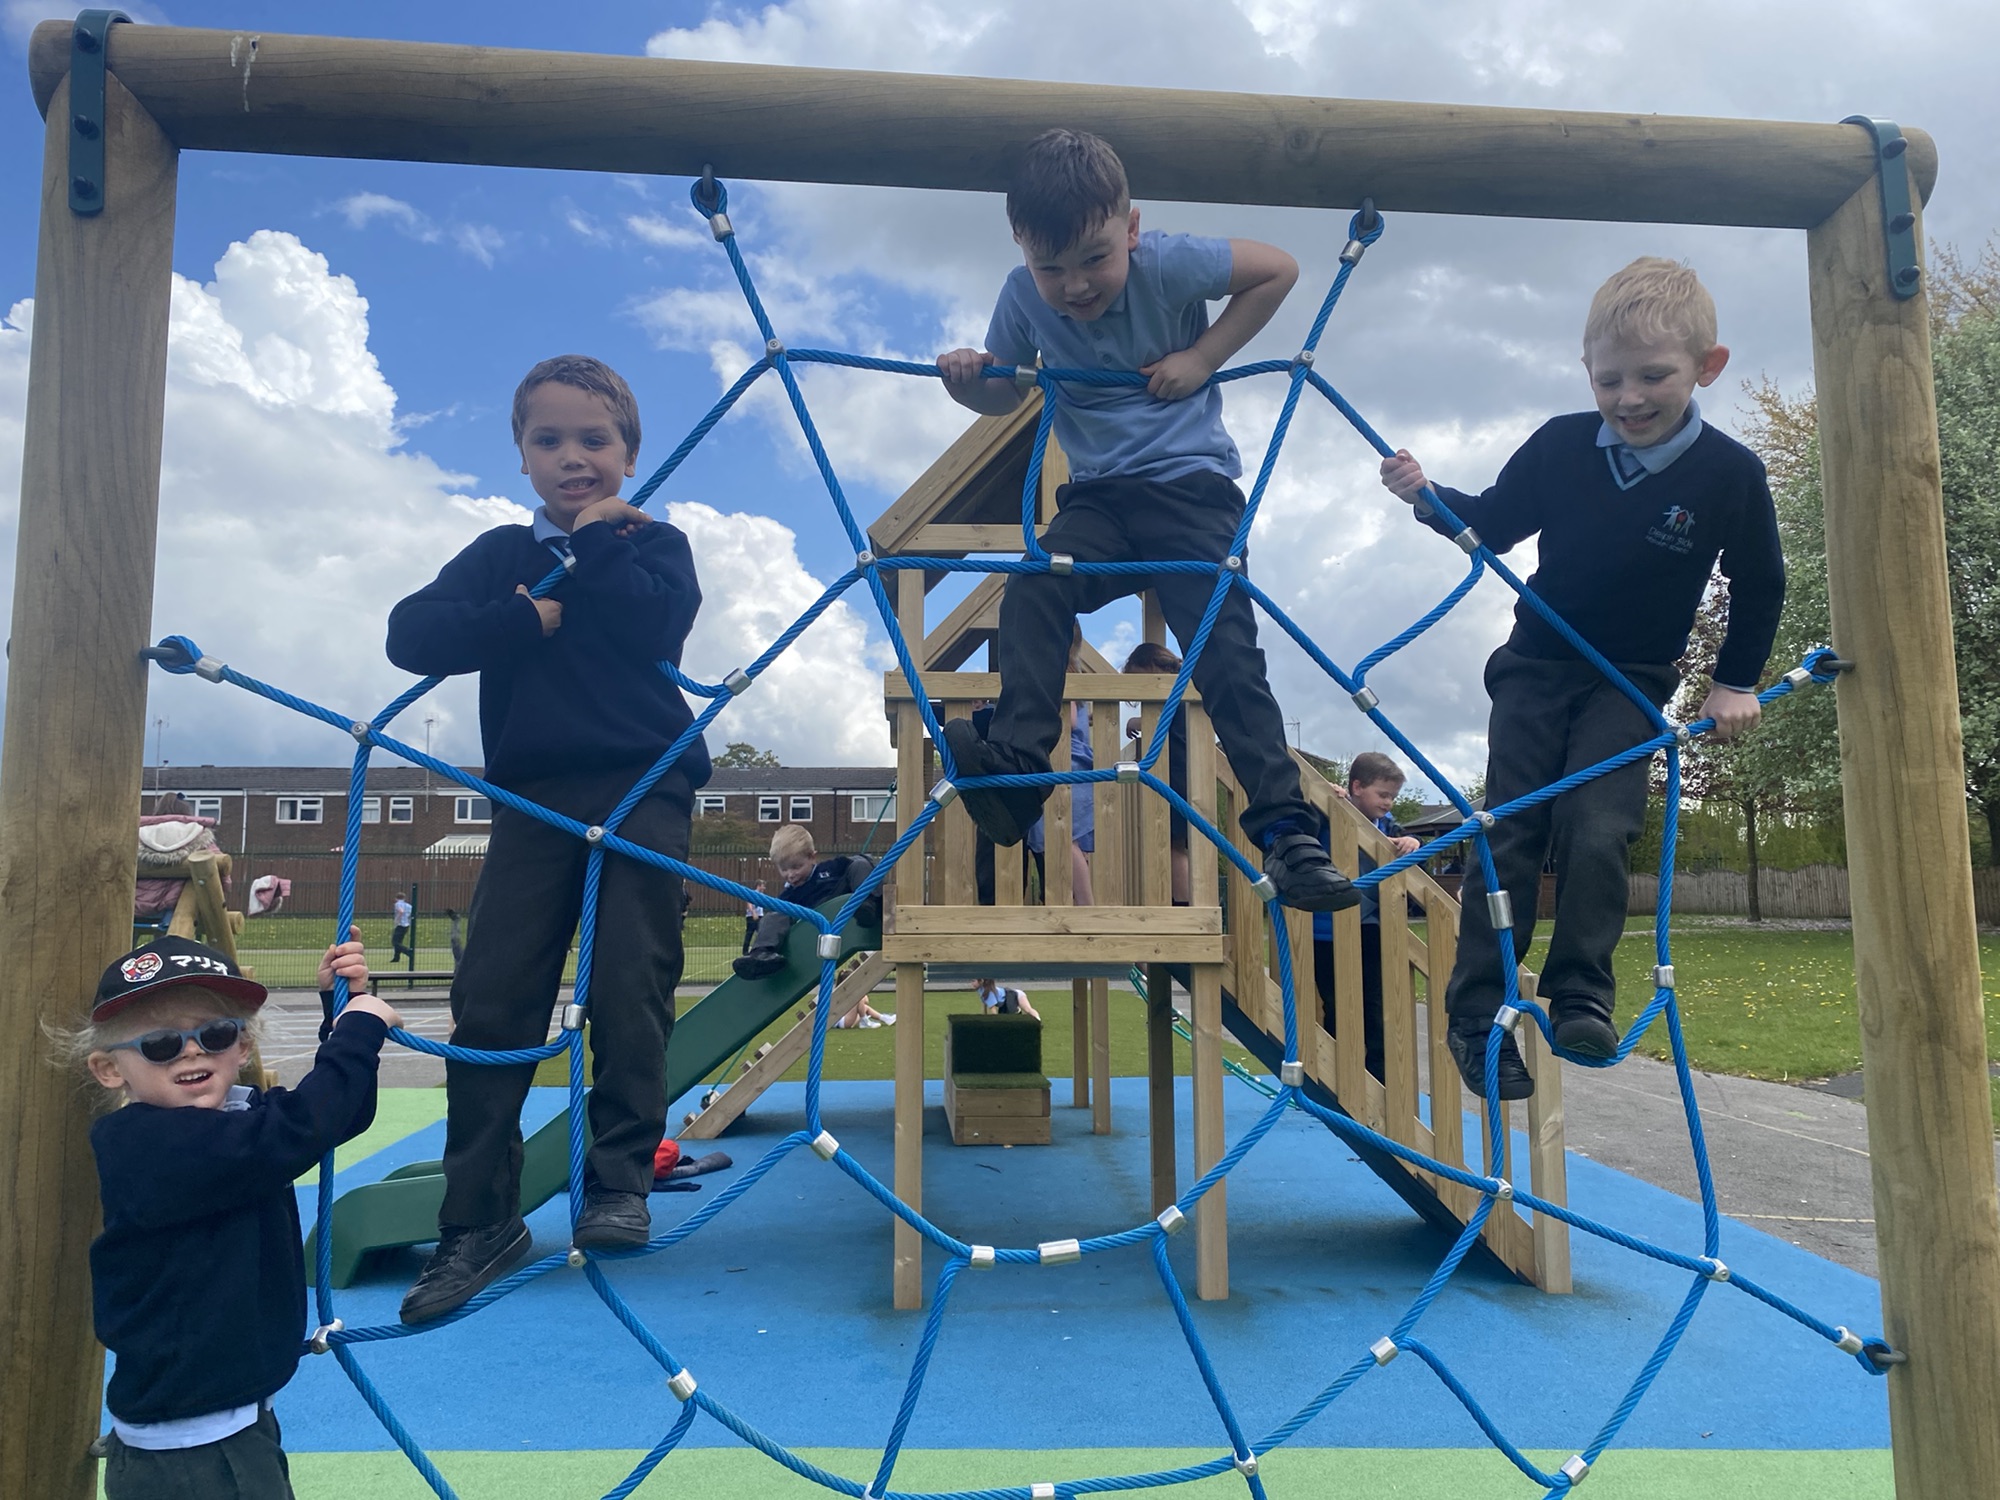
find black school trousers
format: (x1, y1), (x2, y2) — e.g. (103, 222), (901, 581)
(1444, 646), (1678, 1029)
(440, 766), (690, 1228)
(103, 1407), (292, 1500)
(986, 471), (1314, 845)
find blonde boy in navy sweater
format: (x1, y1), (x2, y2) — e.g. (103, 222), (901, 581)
(1381, 258), (1783, 1100)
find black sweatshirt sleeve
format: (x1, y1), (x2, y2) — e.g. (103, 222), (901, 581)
(1711, 463), (1787, 689)
(567, 519), (703, 661)
(1419, 425), (1551, 553)
(387, 533), (546, 676)
(92, 1012), (389, 1230)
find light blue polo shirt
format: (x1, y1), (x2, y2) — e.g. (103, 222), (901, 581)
(985, 231), (1241, 485)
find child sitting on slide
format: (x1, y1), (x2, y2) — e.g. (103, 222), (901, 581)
(735, 824), (882, 981)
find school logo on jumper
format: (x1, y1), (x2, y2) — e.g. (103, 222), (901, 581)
(1646, 504), (1697, 554)
(120, 953), (163, 984)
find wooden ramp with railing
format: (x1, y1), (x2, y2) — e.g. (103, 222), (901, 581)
(868, 400), (1570, 1309)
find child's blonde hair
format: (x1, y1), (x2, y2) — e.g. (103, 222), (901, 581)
(1583, 257), (1718, 358)
(770, 824), (816, 863)
(45, 985), (263, 1111)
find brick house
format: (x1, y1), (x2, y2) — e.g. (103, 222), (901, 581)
(142, 764), (495, 855)
(695, 766), (897, 854)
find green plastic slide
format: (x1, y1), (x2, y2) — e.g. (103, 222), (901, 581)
(307, 898), (879, 1287)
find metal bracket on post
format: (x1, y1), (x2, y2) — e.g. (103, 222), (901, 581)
(1840, 116), (1922, 300)
(68, 11), (131, 216)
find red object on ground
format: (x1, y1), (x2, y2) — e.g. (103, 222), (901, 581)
(652, 1136), (682, 1180)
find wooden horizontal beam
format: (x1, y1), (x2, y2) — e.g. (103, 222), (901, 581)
(886, 671), (1198, 703)
(894, 905), (1220, 936)
(905, 524), (1044, 554)
(30, 22), (1934, 228)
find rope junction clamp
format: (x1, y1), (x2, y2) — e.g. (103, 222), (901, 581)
(195, 656), (227, 683)
(308, 1319), (344, 1354)
(1491, 1179), (1515, 1201)
(1156, 1205), (1186, 1235)
(817, 932), (843, 960)
(810, 1130), (840, 1161)
(1038, 1238), (1082, 1265)
(349, 721), (371, 742)
(1013, 365), (1041, 392)
(1560, 1454), (1591, 1485)
(1487, 891), (1514, 930)
(567, 1248), (587, 1268)
(1671, 721), (1693, 744)
(1047, 552), (1075, 576)
(584, 825), (606, 845)
(1475, 810), (1496, 829)
(560, 551), (578, 573)
(1370, 1336), (1399, 1366)
(1835, 1327), (1866, 1355)
(1032, 1485), (1057, 1500)
(668, 1369), (698, 1401)
(1784, 666), (1813, 688)
(724, 668), (753, 696)
(1352, 686), (1379, 712)
(1279, 1061), (1305, 1088)
(561, 1003), (586, 1031)
(855, 549), (875, 568)
(1116, 760), (1140, 783)
(1453, 528), (1482, 555)
(1224, 554), (1244, 572)
(969, 1244), (996, 1268)
(1702, 1258), (1731, 1282)
(1233, 1454), (1259, 1477)
(1493, 1004), (1521, 1032)
(1653, 964), (1675, 989)
(766, 338), (784, 357)
(1250, 874), (1277, 902)
(1290, 349), (1315, 370)
(928, 779), (958, 808)
(1339, 238), (1368, 266)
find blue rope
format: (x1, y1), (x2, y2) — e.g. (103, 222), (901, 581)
(140, 179), (1887, 1500)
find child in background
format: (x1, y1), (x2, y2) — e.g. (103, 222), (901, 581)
(1314, 753), (1422, 1083)
(63, 934), (398, 1500)
(735, 824), (883, 983)
(974, 977), (1043, 1021)
(388, 353), (708, 1318)
(1122, 640), (1193, 904)
(1380, 258), (1783, 1099)
(935, 127), (1356, 915)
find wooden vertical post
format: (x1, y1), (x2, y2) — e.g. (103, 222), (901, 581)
(892, 961), (927, 1309)
(1190, 963), (1228, 1300)
(1070, 978), (1089, 1108)
(1145, 963), (1176, 1213)
(0, 73), (178, 1500)
(1808, 181), (2000, 1497)
(1090, 976), (1112, 1135)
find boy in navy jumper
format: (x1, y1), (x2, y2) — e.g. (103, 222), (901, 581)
(1314, 752), (1424, 1083)
(1381, 258), (1784, 1100)
(73, 934), (396, 1500)
(388, 354), (710, 1321)
(733, 823), (880, 980)
(934, 128), (1356, 914)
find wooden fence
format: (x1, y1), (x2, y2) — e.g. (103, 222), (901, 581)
(1628, 864), (2000, 923)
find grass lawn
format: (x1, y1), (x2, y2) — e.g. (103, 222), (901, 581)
(1594, 922), (2000, 1129)
(534, 983), (1262, 1093)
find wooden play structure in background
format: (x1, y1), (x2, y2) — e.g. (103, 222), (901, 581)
(0, 19), (1993, 1500)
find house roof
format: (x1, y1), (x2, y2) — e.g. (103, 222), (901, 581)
(143, 764), (895, 796)
(704, 767), (895, 794)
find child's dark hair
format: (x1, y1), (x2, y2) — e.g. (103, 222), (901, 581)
(512, 354), (643, 459)
(1007, 129), (1130, 256)
(1122, 641), (1182, 674)
(1347, 751), (1405, 789)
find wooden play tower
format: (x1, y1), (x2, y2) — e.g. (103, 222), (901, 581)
(1, 19), (1994, 1500)
(867, 404), (1572, 1308)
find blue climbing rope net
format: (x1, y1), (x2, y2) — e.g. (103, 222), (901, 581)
(146, 175), (1887, 1500)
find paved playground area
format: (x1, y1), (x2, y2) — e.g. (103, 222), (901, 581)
(254, 1054), (1909, 1499)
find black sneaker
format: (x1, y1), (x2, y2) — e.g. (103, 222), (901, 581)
(732, 948), (786, 981)
(1550, 995), (1620, 1060)
(1445, 1025), (1535, 1101)
(1260, 832), (1360, 913)
(400, 1217), (532, 1324)
(573, 1186), (652, 1250)
(939, 718), (1048, 848)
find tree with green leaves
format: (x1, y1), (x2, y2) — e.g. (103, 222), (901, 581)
(712, 741), (781, 769)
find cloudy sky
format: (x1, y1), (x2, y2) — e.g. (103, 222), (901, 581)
(1, 1), (1993, 800)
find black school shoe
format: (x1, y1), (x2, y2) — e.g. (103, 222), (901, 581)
(1260, 832), (1361, 913)
(1445, 1025), (1535, 1101)
(573, 1186), (652, 1250)
(400, 1217), (532, 1324)
(939, 719), (1049, 848)
(733, 948), (786, 980)
(1550, 994), (1620, 1060)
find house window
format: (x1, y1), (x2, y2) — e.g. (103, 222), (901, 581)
(758, 796), (781, 823)
(361, 796), (382, 824)
(389, 797), (414, 824)
(186, 796), (223, 822)
(275, 796), (323, 825)
(454, 795), (493, 824)
(789, 795), (814, 822)
(851, 793), (894, 823)
(697, 794), (728, 817)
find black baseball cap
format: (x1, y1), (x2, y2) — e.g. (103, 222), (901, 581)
(92, 935), (267, 1024)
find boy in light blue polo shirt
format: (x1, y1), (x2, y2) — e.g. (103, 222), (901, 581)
(935, 128), (1356, 912)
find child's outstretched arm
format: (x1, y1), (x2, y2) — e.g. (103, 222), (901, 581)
(937, 347), (1025, 416)
(1380, 448), (1429, 501)
(1142, 239), (1298, 401)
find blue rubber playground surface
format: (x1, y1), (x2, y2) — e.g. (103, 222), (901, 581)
(258, 1078), (1893, 1498)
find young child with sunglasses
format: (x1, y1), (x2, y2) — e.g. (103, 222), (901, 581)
(61, 934), (400, 1499)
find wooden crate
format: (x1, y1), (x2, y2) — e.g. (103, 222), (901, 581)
(944, 1013), (1051, 1146)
